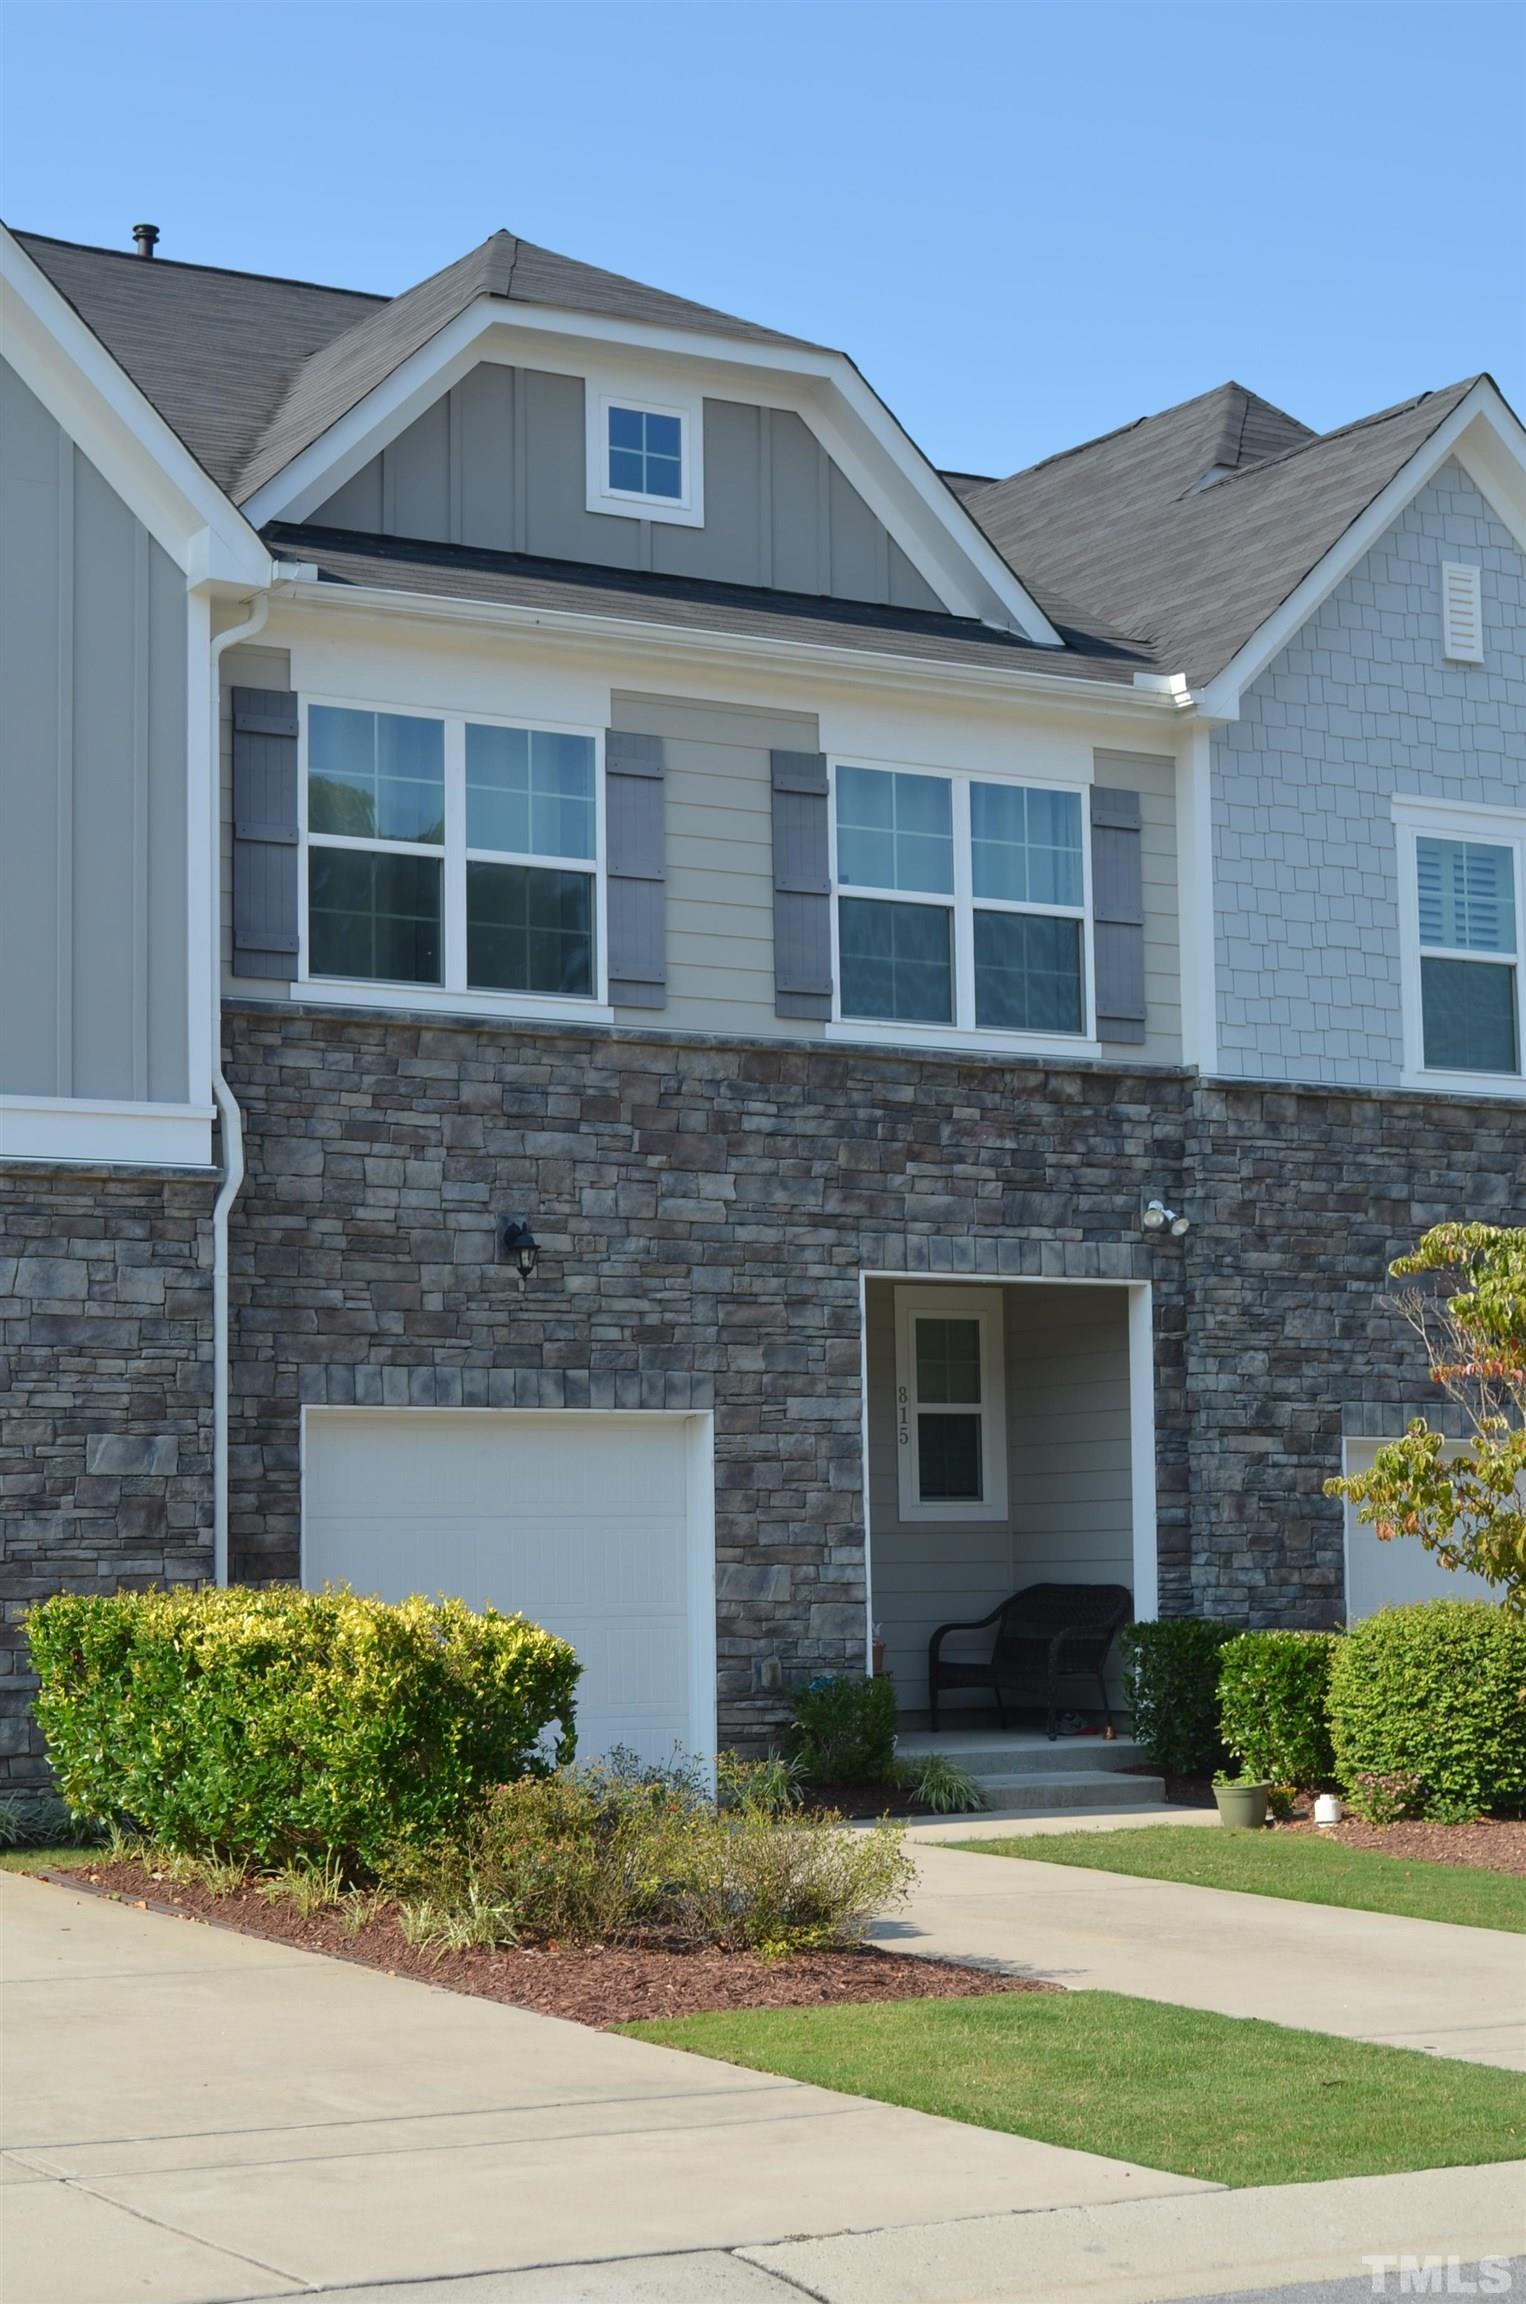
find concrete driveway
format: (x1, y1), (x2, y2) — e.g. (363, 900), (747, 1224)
(4, 1871), (1521, 2304)
(0, 1871), (1204, 2303)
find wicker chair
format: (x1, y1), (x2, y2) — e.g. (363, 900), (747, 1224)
(927, 1581), (1132, 1740)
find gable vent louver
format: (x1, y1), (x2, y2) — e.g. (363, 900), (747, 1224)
(1441, 561), (1484, 663)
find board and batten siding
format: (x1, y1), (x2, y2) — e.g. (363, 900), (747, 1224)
(609, 691), (824, 1037)
(866, 1278), (1133, 1714)
(309, 365), (945, 613)
(0, 357), (189, 1105)
(1093, 747), (1180, 1065)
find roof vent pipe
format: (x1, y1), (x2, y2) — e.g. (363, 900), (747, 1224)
(132, 222), (159, 259)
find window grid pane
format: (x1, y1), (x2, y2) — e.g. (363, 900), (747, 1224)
(974, 911), (1084, 1035)
(467, 861), (595, 998)
(915, 1317), (983, 1405)
(836, 766), (954, 895)
(308, 706), (444, 845)
(838, 896), (953, 1023)
(971, 783), (1083, 908)
(1421, 956), (1519, 1074)
(466, 724), (596, 860)
(918, 1413), (983, 1503)
(1416, 837), (1516, 955)
(308, 850), (442, 985)
(607, 407), (683, 500)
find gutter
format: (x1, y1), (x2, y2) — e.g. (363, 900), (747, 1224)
(270, 570), (1194, 716)
(207, 592), (270, 1585)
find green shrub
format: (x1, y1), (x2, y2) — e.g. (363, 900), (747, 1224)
(391, 1760), (912, 1956)
(26, 1585), (579, 1874)
(1218, 1631), (1340, 1790)
(893, 1751), (986, 1814)
(1120, 1618), (1240, 1777)
(783, 1673), (898, 1783)
(1327, 1601), (1526, 1822)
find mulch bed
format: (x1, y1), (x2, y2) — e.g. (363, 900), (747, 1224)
(798, 1780), (922, 1818)
(1277, 1809), (1526, 1875)
(42, 1858), (1056, 2026)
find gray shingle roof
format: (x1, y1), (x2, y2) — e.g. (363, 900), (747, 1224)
(272, 524), (1153, 684)
(14, 231), (383, 495)
(15, 227), (816, 506)
(967, 378), (1484, 687)
(237, 231), (819, 504)
(15, 230), (1495, 694)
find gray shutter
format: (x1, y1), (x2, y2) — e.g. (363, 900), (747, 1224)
(1090, 785), (1146, 1044)
(231, 688), (299, 980)
(771, 750), (832, 1019)
(605, 729), (666, 1008)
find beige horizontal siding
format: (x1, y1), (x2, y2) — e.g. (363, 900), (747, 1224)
(610, 690), (823, 1039)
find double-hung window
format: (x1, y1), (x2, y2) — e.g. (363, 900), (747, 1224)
(833, 762), (1090, 1042)
(304, 703), (603, 1010)
(1396, 801), (1525, 1090)
(894, 1286), (1007, 1522)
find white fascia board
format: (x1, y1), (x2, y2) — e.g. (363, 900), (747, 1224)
(1, 228), (268, 589)
(1194, 381), (1522, 721)
(272, 571), (1181, 720)
(240, 295), (1061, 645)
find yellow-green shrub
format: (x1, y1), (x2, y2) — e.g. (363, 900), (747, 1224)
(26, 1585), (579, 1872)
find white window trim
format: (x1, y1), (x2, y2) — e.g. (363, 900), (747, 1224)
(893, 1284), (1008, 1524)
(585, 382), (705, 528)
(1393, 794), (1526, 1098)
(298, 696), (611, 1026)
(825, 757), (1099, 1059)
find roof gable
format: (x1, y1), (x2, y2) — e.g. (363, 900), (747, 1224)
(237, 230), (816, 504)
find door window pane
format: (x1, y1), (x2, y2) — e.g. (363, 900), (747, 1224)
(915, 1318), (983, 1405)
(308, 707), (444, 844)
(839, 897), (953, 1023)
(1417, 838), (1516, 953)
(975, 911), (1084, 1033)
(308, 850), (441, 983)
(836, 767), (954, 894)
(466, 726), (596, 859)
(918, 1413), (983, 1502)
(1421, 957), (1519, 1073)
(971, 783), (1083, 907)
(468, 862), (594, 997)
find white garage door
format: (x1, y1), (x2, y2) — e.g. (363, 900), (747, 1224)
(303, 1410), (714, 1768)
(1341, 1438), (1500, 1620)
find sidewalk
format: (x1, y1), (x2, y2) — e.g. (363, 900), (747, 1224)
(875, 1839), (1526, 2069)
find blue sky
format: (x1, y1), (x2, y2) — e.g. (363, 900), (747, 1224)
(2, 1), (1521, 477)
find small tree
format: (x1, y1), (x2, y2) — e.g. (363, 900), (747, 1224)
(1326, 1224), (1526, 1614)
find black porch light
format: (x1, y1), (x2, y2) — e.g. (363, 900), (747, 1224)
(500, 1219), (540, 1279)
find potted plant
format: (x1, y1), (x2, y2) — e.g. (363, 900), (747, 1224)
(1212, 1769), (1271, 1831)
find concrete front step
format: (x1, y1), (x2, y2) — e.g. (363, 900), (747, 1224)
(896, 1734), (1146, 1778)
(973, 1770), (1166, 1813)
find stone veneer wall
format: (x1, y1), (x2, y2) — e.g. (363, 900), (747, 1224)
(0, 1168), (214, 1789)
(222, 1005), (1190, 1748)
(3, 1018), (1519, 1778)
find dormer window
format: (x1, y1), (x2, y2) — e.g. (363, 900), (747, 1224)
(586, 378), (704, 527)
(608, 405), (684, 502)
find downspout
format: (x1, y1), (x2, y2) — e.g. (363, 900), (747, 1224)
(208, 593), (269, 1586)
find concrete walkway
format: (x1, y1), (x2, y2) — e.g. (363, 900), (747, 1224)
(875, 1838), (1526, 2069)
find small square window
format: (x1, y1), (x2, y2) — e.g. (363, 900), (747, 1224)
(606, 405), (685, 502)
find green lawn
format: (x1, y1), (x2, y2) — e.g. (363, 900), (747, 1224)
(0, 1845), (98, 1874)
(625, 1990), (1526, 2188)
(943, 1825), (1526, 1934)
